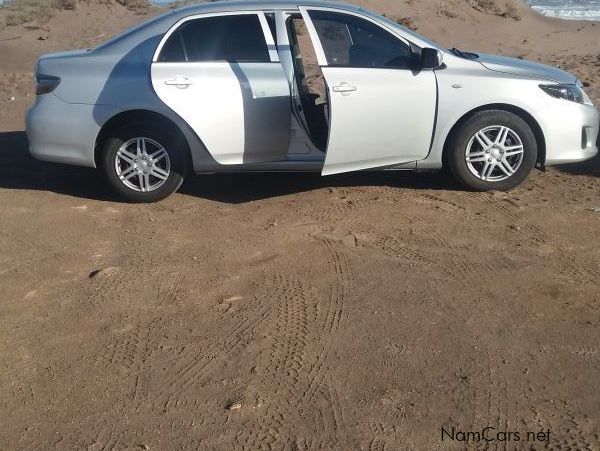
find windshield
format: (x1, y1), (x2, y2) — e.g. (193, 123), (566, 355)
(360, 9), (443, 50)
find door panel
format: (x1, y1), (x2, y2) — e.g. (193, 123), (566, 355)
(152, 62), (290, 164)
(231, 63), (292, 163)
(321, 66), (437, 175)
(152, 62), (243, 165)
(299, 7), (438, 175)
(151, 12), (291, 165)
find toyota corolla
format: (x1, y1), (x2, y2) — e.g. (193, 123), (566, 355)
(26, 0), (599, 202)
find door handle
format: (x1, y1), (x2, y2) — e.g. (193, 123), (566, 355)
(164, 76), (193, 88)
(332, 82), (357, 95)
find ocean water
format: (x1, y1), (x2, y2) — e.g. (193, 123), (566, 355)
(525, 0), (600, 21)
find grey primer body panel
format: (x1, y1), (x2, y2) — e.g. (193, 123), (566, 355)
(231, 63), (291, 164)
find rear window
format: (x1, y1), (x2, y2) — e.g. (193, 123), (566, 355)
(158, 14), (270, 63)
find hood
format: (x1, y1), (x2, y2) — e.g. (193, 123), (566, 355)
(476, 53), (577, 84)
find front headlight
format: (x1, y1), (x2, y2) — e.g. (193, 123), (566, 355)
(539, 84), (586, 104)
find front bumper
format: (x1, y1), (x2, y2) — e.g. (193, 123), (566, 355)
(535, 100), (599, 166)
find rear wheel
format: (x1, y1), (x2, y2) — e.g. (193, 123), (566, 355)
(101, 125), (186, 202)
(447, 110), (537, 191)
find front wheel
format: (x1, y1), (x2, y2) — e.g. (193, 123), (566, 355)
(447, 110), (538, 191)
(101, 125), (187, 202)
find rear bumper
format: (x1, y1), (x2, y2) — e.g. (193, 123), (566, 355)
(26, 94), (119, 168)
(537, 101), (599, 166)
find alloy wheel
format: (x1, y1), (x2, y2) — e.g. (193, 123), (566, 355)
(465, 125), (525, 182)
(114, 137), (171, 192)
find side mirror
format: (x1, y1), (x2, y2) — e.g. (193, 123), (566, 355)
(421, 48), (444, 69)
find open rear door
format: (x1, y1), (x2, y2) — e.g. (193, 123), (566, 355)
(299, 7), (438, 175)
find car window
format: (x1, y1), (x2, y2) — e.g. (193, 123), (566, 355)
(159, 29), (187, 62)
(308, 10), (412, 69)
(158, 14), (270, 63)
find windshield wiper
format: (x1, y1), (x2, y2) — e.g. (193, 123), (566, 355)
(450, 48), (479, 60)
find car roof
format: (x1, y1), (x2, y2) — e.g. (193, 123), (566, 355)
(166, 0), (442, 49)
(172, 0), (362, 15)
(94, 0), (441, 55)
(95, 0), (361, 54)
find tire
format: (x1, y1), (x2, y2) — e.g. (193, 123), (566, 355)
(447, 110), (537, 191)
(101, 124), (187, 203)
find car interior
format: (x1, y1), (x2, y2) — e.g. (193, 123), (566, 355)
(286, 15), (330, 153)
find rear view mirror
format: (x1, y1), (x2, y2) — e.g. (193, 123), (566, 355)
(421, 48), (444, 69)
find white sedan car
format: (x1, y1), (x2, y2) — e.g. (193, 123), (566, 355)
(27, 0), (599, 202)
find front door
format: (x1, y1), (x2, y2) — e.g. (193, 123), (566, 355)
(299, 7), (438, 175)
(151, 12), (291, 165)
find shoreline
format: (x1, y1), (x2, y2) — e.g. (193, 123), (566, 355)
(519, 0), (600, 22)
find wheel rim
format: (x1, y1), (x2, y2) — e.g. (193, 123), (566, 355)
(465, 125), (525, 182)
(115, 137), (171, 192)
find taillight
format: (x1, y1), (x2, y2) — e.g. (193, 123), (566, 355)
(35, 74), (61, 95)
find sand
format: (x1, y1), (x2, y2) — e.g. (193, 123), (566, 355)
(0, 1), (599, 448)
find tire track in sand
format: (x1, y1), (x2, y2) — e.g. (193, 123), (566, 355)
(238, 237), (355, 449)
(299, 237), (354, 447)
(93, 272), (185, 411)
(236, 273), (317, 450)
(157, 295), (271, 411)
